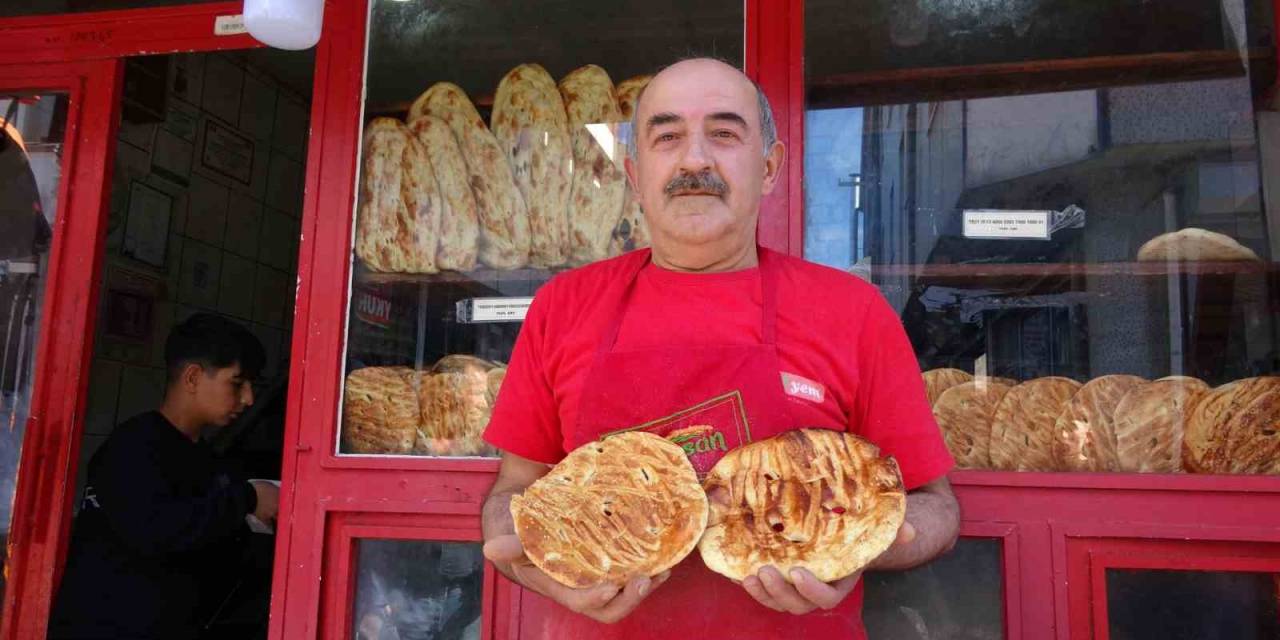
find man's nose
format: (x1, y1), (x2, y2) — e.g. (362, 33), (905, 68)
(242, 384), (255, 407)
(677, 133), (713, 173)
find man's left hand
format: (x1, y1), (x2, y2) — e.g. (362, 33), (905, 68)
(741, 521), (916, 614)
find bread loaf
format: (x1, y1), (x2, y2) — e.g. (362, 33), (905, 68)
(616, 74), (651, 121)
(1184, 377), (1280, 474)
(492, 64), (573, 268)
(560, 65), (627, 265)
(1136, 228), (1259, 262)
(408, 115), (480, 271)
(355, 119), (423, 273)
(933, 381), (1012, 469)
(922, 368), (973, 406)
(989, 377), (1082, 471)
(512, 431), (707, 588)
(410, 83), (531, 269)
(1114, 376), (1208, 473)
(1052, 375), (1147, 472)
(699, 429), (905, 583)
(342, 366), (419, 454)
(417, 355), (494, 456)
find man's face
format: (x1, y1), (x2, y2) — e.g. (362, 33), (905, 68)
(625, 59), (784, 266)
(193, 363), (254, 428)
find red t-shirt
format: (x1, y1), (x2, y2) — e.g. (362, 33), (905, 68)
(485, 248), (954, 490)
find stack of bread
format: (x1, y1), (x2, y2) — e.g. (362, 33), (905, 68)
(356, 64), (653, 274)
(924, 368), (1280, 474)
(342, 355), (509, 456)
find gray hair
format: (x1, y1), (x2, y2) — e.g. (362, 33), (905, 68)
(625, 71), (777, 160)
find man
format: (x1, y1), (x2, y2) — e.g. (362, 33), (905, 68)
(481, 58), (959, 638)
(48, 313), (280, 639)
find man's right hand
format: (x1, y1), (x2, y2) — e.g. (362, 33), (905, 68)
(249, 480), (280, 525)
(483, 534), (669, 624)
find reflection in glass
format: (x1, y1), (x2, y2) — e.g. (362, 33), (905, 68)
(340, 0), (743, 457)
(353, 540), (484, 640)
(1107, 568), (1280, 640)
(863, 538), (1003, 640)
(0, 92), (61, 614)
(805, 0), (1279, 474)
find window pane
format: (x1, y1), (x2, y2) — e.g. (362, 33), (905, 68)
(1107, 568), (1280, 640)
(0, 0), (213, 19)
(353, 539), (484, 640)
(863, 538), (1004, 640)
(805, 0), (1280, 474)
(339, 0), (744, 457)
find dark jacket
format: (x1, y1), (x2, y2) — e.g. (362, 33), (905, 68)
(48, 411), (258, 640)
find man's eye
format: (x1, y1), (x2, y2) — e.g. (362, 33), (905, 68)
(655, 133), (677, 143)
(713, 130), (737, 139)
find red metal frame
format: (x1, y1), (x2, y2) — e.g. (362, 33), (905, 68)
(0, 57), (122, 640)
(1, 1), (1280, 639)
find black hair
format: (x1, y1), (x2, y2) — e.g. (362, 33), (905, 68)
(164, 313), (266, 383)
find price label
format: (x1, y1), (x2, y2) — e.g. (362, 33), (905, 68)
(215, 14), (248, 36)
(962, 209), (1051, 240)
(457, 297), (533, 323)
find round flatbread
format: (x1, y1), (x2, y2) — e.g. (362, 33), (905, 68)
(342, 366), (418, 454)
(1052, 375), (1148, 472)
(1113, 376), (1208, 473)
(922, 368), (973, 406)
(698, 429), (905, 583)
(1183, 376), (1280, 474)
(511, 431), (707, 588)
(934, 380), (1012, 469)
(1136, 228), (1259, 262)
(989, 377), (1082, 471)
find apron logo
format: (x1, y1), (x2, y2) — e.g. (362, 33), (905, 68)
(668, 425), (728, 457)
(781, 372), (826, 404)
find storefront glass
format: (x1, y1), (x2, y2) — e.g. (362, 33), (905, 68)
(1106, 568), (1280, 639)
(863, 538), (1004, 639)
(352, 539), (484, 640)
(805, 0), (1280, 474)
(338, 0), (743, 457)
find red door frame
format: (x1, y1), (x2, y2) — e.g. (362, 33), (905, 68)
(0, 58), (122, 640)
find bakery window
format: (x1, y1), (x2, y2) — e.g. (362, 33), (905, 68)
(803, 0), (1280, 474)
(351, 539), (485, 640)
(338, 0), (743, 457)
(1106, 569), (1280, 638)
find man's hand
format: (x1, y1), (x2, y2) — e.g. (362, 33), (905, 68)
(249, 480), (280, 525)
(483, 534), (670, 624)
(741, 521), (916, 614)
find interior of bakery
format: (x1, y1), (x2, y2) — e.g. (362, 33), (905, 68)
(68, 46), (314, 638)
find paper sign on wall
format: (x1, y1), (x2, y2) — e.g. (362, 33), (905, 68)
(962, 209), (1051, 240)
(215, 15), (248, 36)
(456, 297), (533, 323)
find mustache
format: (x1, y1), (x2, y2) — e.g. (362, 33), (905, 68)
(664, 170), (729, 199)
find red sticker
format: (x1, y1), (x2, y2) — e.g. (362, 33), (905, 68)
(781, 372), (826, 404)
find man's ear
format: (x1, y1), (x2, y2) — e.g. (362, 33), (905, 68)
(760, 140), (786, 197)
(624, 154), (640, 196)
(179, 363), (204, 392)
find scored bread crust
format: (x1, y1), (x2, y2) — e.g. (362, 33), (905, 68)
(922, 368), (974, 406)
(408, 115), (480, 271)
(989, 377), (1083, 471)
(1113, 376), (1208, 473)
(698, 429), (905, 584)
(492, 64), (572, 268)
(410, 82), (531, 270)
(342, 366), (418, 454)
(511, 431), (707, 588)
(1052, 375), (1148, 472)
(1184, 376), (1280, 474)
(559, 65), (627, 265)
(934, 380), (1012, 469)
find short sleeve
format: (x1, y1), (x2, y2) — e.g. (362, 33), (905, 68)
(849, 292), (955, 490)
(483, 281), (567, 464)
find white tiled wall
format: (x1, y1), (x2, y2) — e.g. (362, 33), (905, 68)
(82, 51), (308, 455)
